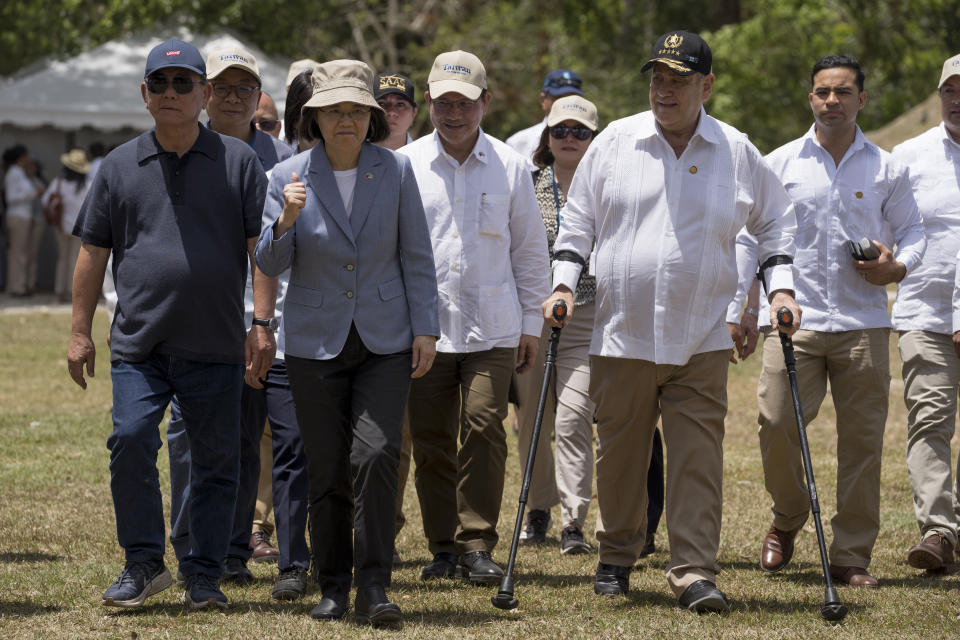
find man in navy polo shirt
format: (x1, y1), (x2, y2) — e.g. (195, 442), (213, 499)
(67, 38), (275, 611)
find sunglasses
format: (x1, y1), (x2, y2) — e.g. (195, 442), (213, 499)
(146, 75), (205, 95)
(255, 119), (281, 132)
(549, 124), (593, 141)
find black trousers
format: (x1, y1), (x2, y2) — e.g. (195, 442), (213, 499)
(646, 427), (665, 538)
(286, 327), (411, 596)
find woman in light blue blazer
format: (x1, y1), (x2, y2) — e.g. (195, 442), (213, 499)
(255, 59), (439, 627)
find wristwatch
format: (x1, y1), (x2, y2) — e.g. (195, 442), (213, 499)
(252, 317), (278, 331)
(744, 307), (759, 317)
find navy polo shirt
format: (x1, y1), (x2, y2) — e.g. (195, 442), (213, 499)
(250, 126), (294, 171)
(74, 125), (267, 364)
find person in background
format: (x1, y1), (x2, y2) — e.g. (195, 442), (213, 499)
(506, 69), (583, 170)
(41, 149), (90, 302)
(891, 52), (960, 574)
(515, 95), (599, 555)
(3, 144), (44, 297)
(255, 91), (284, 139)
(374, 72), (418, 151)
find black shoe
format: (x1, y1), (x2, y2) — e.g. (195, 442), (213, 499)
(520, 509), (552, 544)
(271, 566), (307, 601)
(102, 559), (172, 608)
(311, 592), (348, 620)
(638, 535), (656, 559)
(560, 525), (593, 555)
(355, 585), (402, 626)
(221, 556), (254, 585)
(182, 573), (228, 610)
(677, 579), (729, 613)
(594, 562), (630, 596)
(420, 552), (458, 580)
(458, 551), (504, 585)
(176, 567), (186, 587)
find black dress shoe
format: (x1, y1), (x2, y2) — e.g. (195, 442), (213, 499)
(221, 557), (253, 585)
(594, 562), (630, 595)
(355, 585), (401, 626)
(677, 579), (729, 613)
(310, 593), (348, 620)
(458, 551), (504, 585)
(420, 552), (458, 580)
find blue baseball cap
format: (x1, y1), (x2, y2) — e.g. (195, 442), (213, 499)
(144, 39), (206, 78)
(542, 69), (583, 97)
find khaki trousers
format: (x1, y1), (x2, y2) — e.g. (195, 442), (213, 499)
(900, 330), (960, 546)
(5, 216), (42, 295)
(54, 230), (81, 298)
(253, 421), (274, 536)
(516, 301), (596, 527)
(408, 348), (514, 555)
(591, 350), (729, 597)
(757, 328), (890, 568)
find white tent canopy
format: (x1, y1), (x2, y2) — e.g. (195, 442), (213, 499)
(0, 27), (292, 132)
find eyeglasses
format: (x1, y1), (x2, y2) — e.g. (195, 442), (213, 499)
(318, 107), (371, 121)
(146, 75), (205, 95)
(430, 98), (482, 115)
(549, 124), (593, 141)
(211, 83), (260, 100)
(255, 119), (281, 132)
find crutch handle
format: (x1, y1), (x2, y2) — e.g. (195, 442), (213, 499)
(552, 300), (567, 322)
(777, 306), (793, 329)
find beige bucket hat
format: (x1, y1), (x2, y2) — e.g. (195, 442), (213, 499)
(303, 60), (382, 112)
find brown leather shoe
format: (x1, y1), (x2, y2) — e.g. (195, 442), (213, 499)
(760, 525), (799, 572)
(907, 533), (953, 571)
(250, 531), (280, 564)
(830, 564), (878, 587)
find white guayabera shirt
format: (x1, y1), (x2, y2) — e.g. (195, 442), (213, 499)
(892, 124), (960, 335)
(553, 108), (797, 366)
(400, 129), (550, 353)
(764, 125), (925, 333)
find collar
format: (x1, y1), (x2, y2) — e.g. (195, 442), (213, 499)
(802, 123), (867, 157)
(940, 122), (960, 150)
(430, 127), (491, 165)
(138, 124), (219, 163)
(637, 107), (721, 145)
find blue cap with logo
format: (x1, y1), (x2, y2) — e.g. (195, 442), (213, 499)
(542, 69), (583, 97)
(144, 39), (206, 78)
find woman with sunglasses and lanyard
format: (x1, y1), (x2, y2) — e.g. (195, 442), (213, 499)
(256, 60), (438, 626)
(515, 95), (602, 555)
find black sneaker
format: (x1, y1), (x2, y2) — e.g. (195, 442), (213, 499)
(271, 566), (308, 601)
(520, 509), (552, 544)
(560, 525), (593, 555)
(182, 573), (228, 610)
(221, 556), (254, 585)
(102, 559), (173, 608)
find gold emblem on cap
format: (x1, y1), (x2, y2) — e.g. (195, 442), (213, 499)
(689, 165), (698, 174)
(855, 191), (863, 199)
(378, 75), (406, 91)
(665, 34), (684, 49)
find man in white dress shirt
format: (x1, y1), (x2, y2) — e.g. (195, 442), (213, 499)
(543, 30), (800, 612)
(505, 69), (583, 170)
(399, 50), (550, 586)
(891, 52), (960, 573)
(756, 55), (925, 588)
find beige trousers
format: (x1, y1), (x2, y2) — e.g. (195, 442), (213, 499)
(591, 350), (729, 597)
(757, 328), (890, 568)
(900, 330), (960, 546)
(253, 421), (274, 536)
(54, 230), (81, 298)
(5, 216), (42, 295)
(408, 348), (515, 555)
(516, 301), (595, 527)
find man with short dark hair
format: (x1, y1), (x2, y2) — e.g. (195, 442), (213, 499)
(544, 30), (800, 612)
(506, 69), (583, 169)
(67, 38), (274, 611)
(891, 52), (960, 573)
(400, 50), (550, 585)
(755, 54), (925, 588)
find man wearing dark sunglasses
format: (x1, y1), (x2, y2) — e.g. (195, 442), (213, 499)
(506, 69), (584, 170)
(254, 91), (282, 139)
(68, 38), (274, 612)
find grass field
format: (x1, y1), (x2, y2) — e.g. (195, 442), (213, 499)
(1, 308), (959, 639)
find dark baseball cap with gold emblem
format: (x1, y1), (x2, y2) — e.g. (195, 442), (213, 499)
(641, 30), (712, 76)
(374, 72), (417, 107)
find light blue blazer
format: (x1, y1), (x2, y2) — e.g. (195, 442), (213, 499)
(255, 142), (439, 360)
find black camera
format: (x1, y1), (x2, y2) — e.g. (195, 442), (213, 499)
(848, 237), (880, 261)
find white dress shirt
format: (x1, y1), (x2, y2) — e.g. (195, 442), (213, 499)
(505, 118), (545, 171)
(400, 130), (550, 353)
(3, 165), (39, 220)
(764, 124), (925, 332)
(954, 249), (960, 334)
(725, 229), (771, 328)
(552, 108), (797, 366)
(41, 176), (89, 234)
(892, 124), (960, 335)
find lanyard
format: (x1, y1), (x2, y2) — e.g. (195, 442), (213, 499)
(550, 165), (562, 226)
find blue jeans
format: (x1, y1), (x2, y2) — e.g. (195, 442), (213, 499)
(109, 355), (242, 577)
(169, 359), (309, 570)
